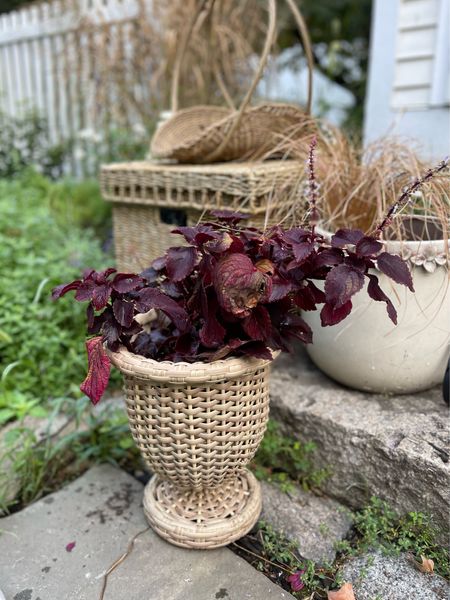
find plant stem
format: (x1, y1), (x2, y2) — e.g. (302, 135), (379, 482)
(372, 157), (448, 238)
(231, 541), (295, 574)
(307, 135), (319, 235)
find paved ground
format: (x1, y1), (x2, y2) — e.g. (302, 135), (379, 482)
(270, 347), (449, 539)
(0, 465), (294, 600)
(261, 480), (352, 564)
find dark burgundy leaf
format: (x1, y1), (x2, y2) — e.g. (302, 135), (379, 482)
(377, 252), (414, 291)
(210, 209), (249, 223)
(92, 283), (112, 311)
(135, 288), (189, 332)
(80, 337), (111, 405)
(238, 341), (273, 360)
(282, 228), (310, 244)
(112, 273), (143, 293)
(86, 303), (95, 329)
(74, 279), (96, 302)
(282, 313), (312, 344)
(139, 267), (159, 283)
(113, 298), (134, 327)
(242, 306), (272, 341)
(199, 291), (225, 348)
(228, 236), (245, 253)
(293, 281), (326, 310)
(320, 300), (353, 326)
(132, 332), (160, 358)
(344, 253), (370, 272)
(367, 274), (398, 324)
(175, 333), (200, 356)
(51, 280), (81, 300)
(324, 265), (365, 307)
(308, 281), (326, 304)
(171, 226), (199, 243)
(314, 247), (344, 268)
(292, 241), (315, 263)
(355, 236), (383, 257)
(99, 267), (117, 280)
(209, 339), (247, 361)
(268, 275), (293, 302)
(65, 542), (76, 552)
(161, 280), (183, 299)
(152, 255), (166, 271)
(166, 246), (198, 281)
(331, 229), (364, 247)
(102, 318), (121, 348)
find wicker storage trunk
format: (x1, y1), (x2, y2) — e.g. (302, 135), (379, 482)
(100, 160), (302, 272)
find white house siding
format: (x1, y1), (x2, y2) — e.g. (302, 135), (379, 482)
(364, 0), (450, 161)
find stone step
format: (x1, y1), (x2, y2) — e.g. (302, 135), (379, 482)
(342, 551), (449, 600)
(269, 347), (449, 537)
(0, 465), (294, 600)
(261, 480), (352, 564)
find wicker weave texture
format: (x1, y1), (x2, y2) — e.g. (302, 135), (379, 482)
(151, 104), (309, 163)
(101, 160), (302, 271)
(111, 204), (194, 272)
(109, 348), (272, 489)
(101, 160), (301, 213)
(143, 471), (261, 549)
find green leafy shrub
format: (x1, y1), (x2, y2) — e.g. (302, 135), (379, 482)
(0, 173), (112, 403)
(0, 398), (140, 511)
(47, 178), (111, 241)
(0, 109), (70, 179)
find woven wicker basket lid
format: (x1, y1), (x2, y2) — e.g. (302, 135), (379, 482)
(151, 0), (314, 164)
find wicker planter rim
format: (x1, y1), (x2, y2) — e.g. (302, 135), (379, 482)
(107, 346), (277, 383)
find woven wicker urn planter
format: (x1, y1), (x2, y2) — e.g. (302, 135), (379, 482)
(108, 347), (276, 549)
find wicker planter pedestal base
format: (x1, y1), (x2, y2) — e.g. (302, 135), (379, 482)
(143, 470), (261, 549)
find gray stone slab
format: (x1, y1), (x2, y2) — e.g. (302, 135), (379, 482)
(261, 481), (352, 564)
(0, 464), (294, 600)
(269, 347), (450, 539)
(342, 551), (449, 600)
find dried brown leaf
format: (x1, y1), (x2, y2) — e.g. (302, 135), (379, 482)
(418, 556), (435, 573)
(327, 582), (356, 600)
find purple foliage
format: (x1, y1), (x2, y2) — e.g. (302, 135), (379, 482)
(53, 209), (414, 404)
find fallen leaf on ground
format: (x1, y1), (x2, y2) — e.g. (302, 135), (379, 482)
(418, 555), (434, 573)
(328, 582), (356, 600)
(65, 541), (76, 552)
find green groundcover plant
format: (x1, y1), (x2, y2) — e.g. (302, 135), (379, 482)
(0, 171), (111, 406)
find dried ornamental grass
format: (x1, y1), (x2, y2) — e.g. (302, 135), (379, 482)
(69, 0), (266, 127)
(271, 124), (449, 245)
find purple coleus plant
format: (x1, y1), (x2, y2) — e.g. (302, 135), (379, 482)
(52, 145), (446, 406)
(52, 209), (413, 404)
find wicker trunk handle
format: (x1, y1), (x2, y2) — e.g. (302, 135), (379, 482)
(170, 0), (314, 130)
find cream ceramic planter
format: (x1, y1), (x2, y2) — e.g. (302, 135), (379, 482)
(108, 347), (275, 549)
(303, 237), (449, 394)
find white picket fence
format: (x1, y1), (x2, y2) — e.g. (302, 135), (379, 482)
(0, 0), (152, 175)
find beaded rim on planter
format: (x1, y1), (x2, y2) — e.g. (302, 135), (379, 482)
(143, 471), (261, 549)
(108, 347), (277, 548)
